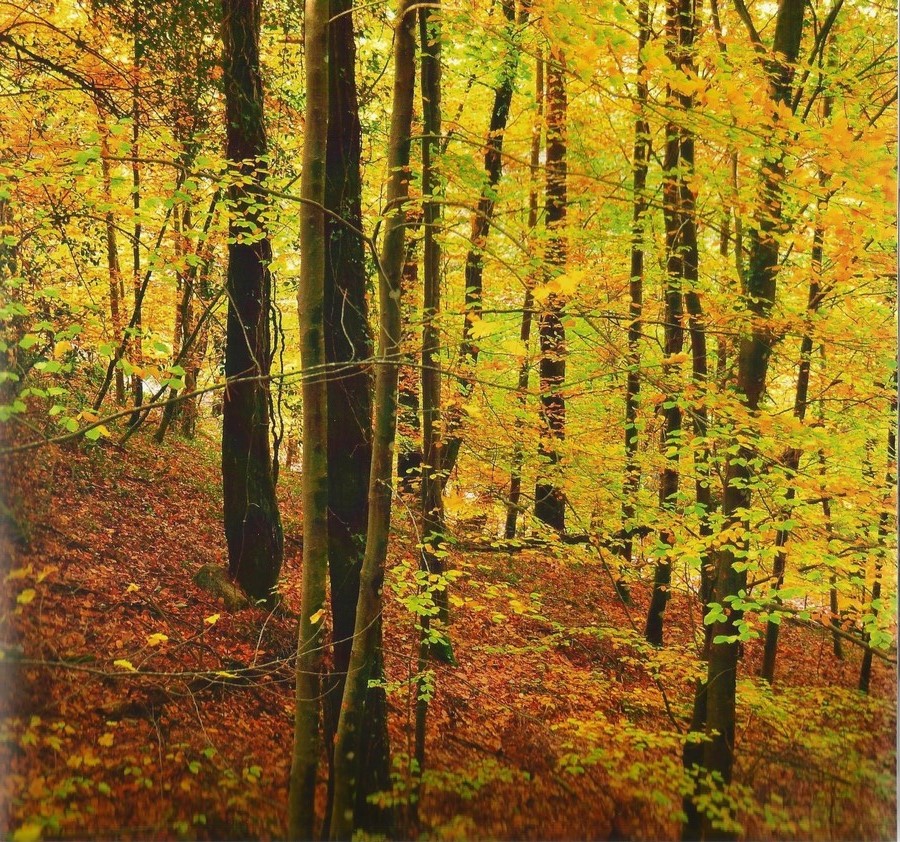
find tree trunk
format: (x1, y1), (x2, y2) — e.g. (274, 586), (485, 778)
(419, 0), (449, 632)
(318, 1), (390, 834)
(99, 125), (127, 406)
(817, 446), (843, 660)
(645, 0), (691, 645)
(859, 374), (896, 693)
(759, 159), (830, 683)
(329, 2), (415, 836)
(128, 58), (144, 428)
(442, 0), (529, 480)
(620, 0), (649, 593)
(690, 3), (806, 837)
(288, 0), (330, 836)
(220, 0), (283, 602)
(504, 49), (543, 541)
(398, 222), (423, 495)
(533, 47), (567, 532)
(155, 205), (193, 444)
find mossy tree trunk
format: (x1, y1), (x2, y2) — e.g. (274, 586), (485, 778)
(288, 0), (330, 837)
(319, 0), (390, 834)
(329, 1), (416, 837)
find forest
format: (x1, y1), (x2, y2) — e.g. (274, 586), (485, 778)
(0, 0), (896, 839)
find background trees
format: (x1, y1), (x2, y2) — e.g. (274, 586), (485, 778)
(0, 0), (895, 838)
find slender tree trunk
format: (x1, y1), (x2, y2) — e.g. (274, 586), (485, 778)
(419, 0), (449, 629)
(128, 52), (144, 427)
(817, 444), (843, 659)
(620, 0), (650, 595)
(859, 374), (896, 693)
(155, 205), (193, 443)
(442, 0), (529, 480)
(99, 125), (127, 406)
(329, 3), (415, 836)
(504, 49), (543, 540)
(398, 220), (423, 495)
(645, 0), (692, 645)
(689, 4), (806, 837)
(220, 0), (283, 602)
(533, 47), (567, 532)
(759, 163), (830, 683)
(288, 0), (330, 836)
(180, 259), (211, 439)
(318, 1), (389, 834)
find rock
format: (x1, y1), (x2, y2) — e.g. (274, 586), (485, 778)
(192, 563), (250, 611)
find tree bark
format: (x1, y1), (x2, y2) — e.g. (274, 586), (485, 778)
(533, 47), (567, 532)
(759, 160), (830, 683)
(288, 0), (330, 836)
(98, 125), (127, 406)
(127, 52), (144, 428)
(620, 0), (650, 594)
(645, 0), (692, 645)
(419, 0), (449, 631)
(318, 1), (390, 834)
(689, 3), (806, 837)
(858, 374), (896, 693)
(442, 0), (529, 480)
(329, 2), (416, 836)
(504, 49), (543, 540)
(220, 0), (284, 602)
(397, 222), (423, 495)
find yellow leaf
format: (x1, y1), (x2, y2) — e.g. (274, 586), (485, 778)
(531, 282), (551, 304)
(125, 583), (140, 593)
(468, 317), (498, 340)
(204, 613), (220, 625)
(499, 338), (527, 358)
(17, 589), (36, 605)
(54, 340), (73, 357)
(146, 633), (168, 647)
(7, 565), (33, 581)
(98, 733), (114, 747)
(12, 823), (43, 842)
(309, 608), (325, 625)
(36, 566), (57, 584)
(113, 659), (136, 672)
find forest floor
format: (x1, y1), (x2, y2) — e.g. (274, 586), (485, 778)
(0, 428), (896, 841)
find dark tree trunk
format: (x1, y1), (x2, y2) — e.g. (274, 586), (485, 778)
(442, 0), (529, 480)
(128, 61), (144, 428)
(419, 0), (450, 635)
(689, 3), (806, 838)
(504, 49), (543, 541)
(533, 47), (567, 532)
(760, 83), (833, 683)
(859, 374), (896, 693)
(620, 0), (649, 597)
(318, 1), (390, 834)
(99, 125), (127, 407)
(645, 0), (691, 645)
(220, 0), (283, 602)
(329, 1), (416, 835)
(398, 223), (423, 495)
